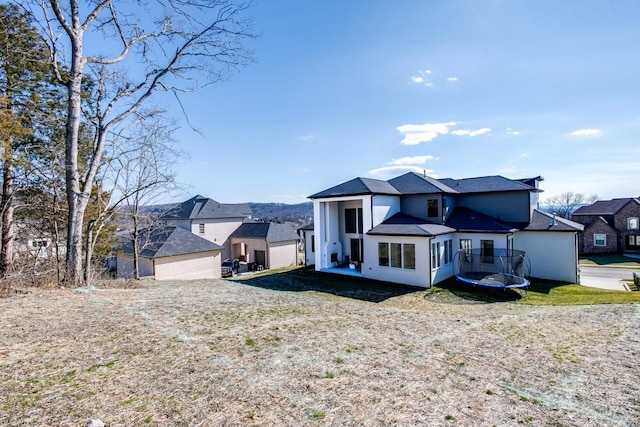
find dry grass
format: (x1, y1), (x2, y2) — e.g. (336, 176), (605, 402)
(1, 269), (639, 426)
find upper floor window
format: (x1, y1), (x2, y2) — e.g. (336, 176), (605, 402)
(198, 223), (205, 234)
(594, 234), (606, 246)
(345, 208), (363, 234)
(427, 199), (439, 218)
(628, 217), (639, 230)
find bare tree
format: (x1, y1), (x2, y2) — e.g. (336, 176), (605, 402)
(103, 116), (182, 280)
(545, 192), (599, 219)
(25, 0), (254, 285)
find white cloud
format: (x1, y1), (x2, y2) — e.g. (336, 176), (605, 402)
(446, 76), (458, 82)
(369, 165), (433, 176)
(506, 127), (521, 136)
(570, 128), (601, 137)
(424, 69), (432, 74)
(389, 155), (436, 165)
(424, 81), (433, 87)
(519, 153), (529, 158)
(299, 134), (315, 141)
(397, 121), (458, 145)
(411, 76), (424, 84)
(451, 128), (491, 137)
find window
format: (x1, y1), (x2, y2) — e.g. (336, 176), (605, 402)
(431, 242), (441, 269)
(628, 235), (640, 250)
(379, 242), (415, 269)
(481, 240), (494, 264)
(198, 224), (205, 234)
(345, 208), (363, 234)
(460, 239), (472, 262)
(628, 217), (639, 230)
(444, 240), (453, 264)
(311, 235), (315, 253)
(594, 234), (606, 246)
(390, 243), (402, 268)
(31, 239), (48, 249)
(427, 199), (439, 218)
(378, 243), (389, 266)
(403, 244), (416, 269)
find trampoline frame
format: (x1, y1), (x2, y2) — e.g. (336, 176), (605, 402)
(454, 248), (531, 290)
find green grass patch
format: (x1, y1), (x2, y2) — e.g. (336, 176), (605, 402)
(580, 254), (640, 268)
(430, 277), (640, 305)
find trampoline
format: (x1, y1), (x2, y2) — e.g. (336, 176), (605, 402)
(454, 248), (530, 289)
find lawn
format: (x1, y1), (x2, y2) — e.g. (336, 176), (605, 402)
(580, 254), (640, 268)
(0, 270), (638, 426)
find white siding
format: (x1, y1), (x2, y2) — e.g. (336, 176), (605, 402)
(363, 235), (431, 288)
(428, 234), (456, 285)
(372, 195), (401, 227)
(154, 251), (221, 280)
(515, 231), (579, 283)
(303, 230), (315, 265)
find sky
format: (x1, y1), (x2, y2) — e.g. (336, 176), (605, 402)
(164, 0), (640, 204)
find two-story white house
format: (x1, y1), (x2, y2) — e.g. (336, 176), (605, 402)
(310, 172), (583, 288)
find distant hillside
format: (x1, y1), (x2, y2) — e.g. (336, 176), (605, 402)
(249, 202), (313, 224)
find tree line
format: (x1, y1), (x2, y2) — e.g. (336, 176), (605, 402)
(0, 1), (254, 288)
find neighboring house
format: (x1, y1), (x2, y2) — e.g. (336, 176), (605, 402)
(571, 198), (640, 255)
(229, 222), (299, 269)
(298, 222), (315, 266)
(310, 172), (583, 288)
(117, 226), (223, 280)
(160, 195), (252, 261)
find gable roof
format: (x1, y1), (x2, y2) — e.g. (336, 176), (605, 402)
(121, 226), (222, 259)
(309, 177), (401, 199)
(388, 172), (458, 195)
(231, 222), (300, 243)
(572, 198), (640, 216)
(444, 207), (520, 233)
(298, 222), (314, 231)
(437, 176), (537, 194)
(523, 210), (584, 232)
(162, 195), (252, 220)
(367, 213), (455, 237)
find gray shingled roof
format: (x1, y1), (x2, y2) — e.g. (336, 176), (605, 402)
(162, 195), (252, 220)
(437, 176), (537, 193)
(572, 198), (639, 216)
(367, 213), (455, 237)
(388, 172), (458, 194)
(523, 210), (584, 232)
(298, 222), (314, 231)
(231, 222), (300, 243)
(121, 226), (222, 258)
(444, 207), (521, 233)
(309, 177), (401, 199)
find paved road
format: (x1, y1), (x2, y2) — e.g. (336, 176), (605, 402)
(579, 266), (638, 291)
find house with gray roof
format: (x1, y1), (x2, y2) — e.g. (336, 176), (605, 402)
(229, 222), (300, 270)
(571, 198), (640, 254)
(160, 195), (252, 261)
(309, 172), (583, 287)
(117, 226), (223, 280)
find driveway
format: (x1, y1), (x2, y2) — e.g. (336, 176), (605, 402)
(580, 265), (638, 291)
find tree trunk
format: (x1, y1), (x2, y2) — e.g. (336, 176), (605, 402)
(64, 25), (87, 286)
(0, 140), (14, 276)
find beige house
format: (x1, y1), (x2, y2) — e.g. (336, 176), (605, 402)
(230, 222), (300, 270)
(117, 226), (222, 280)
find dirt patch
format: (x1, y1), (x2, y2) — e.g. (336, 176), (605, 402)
(0, 275), (638, 426)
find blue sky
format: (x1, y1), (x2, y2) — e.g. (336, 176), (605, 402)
(169, 0), (640, 204)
